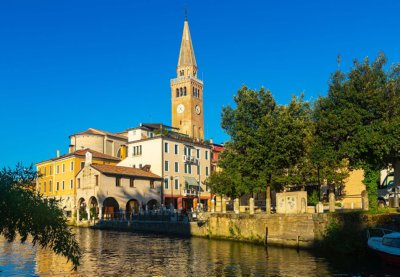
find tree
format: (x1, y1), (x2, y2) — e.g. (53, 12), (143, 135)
(0, 164), (81, 269)
(313, 53), (400, 208)
(216, 86), (314, 212)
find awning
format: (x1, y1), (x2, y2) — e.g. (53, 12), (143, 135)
(184, 176), (199, 187)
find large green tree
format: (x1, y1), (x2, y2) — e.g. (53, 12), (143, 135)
(0, 164), (81, 269)
(314, 53), (400, 207)
(215, 86), (314, 212)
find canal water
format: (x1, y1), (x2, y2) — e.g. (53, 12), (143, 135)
(0, 228), (398, 276)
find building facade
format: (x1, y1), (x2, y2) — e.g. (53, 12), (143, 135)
(76, 154), (162, 221)
(118, 124), (212, 211)
(69, 128), (128, 158)
(171, 19), (204, 140)
(36, 149), (121, 217)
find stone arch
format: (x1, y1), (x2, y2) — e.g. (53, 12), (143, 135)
(126, 199), (140, 219)
(102, 197), (120, 220)
(147, 199), (159, 211)
(78, 197), (87, 221)
(89, 196), (99, 220)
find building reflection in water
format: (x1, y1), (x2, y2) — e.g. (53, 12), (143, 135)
(1, 228), (338, 276)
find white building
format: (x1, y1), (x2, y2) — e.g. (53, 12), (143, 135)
(118, 123), (212, 211)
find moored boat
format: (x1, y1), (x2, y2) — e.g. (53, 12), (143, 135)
(367, 228), (400, 266)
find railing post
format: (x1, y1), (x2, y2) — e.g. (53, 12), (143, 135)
(362, 190), (369, 211)
(249, 198), (254, 215)
(234, 198), (240, 214)
(222, 198), (226, 213)
(329, 192), (336, 212)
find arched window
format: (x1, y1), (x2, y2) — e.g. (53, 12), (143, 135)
(192, 86), (195, 96)
(184, 87), (187, 96)
(176, 88), (179, 97)
(180, 88), (183, 96)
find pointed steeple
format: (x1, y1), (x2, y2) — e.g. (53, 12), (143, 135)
(177, 19), (197, 76)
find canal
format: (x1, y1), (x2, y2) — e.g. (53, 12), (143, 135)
(0, 228), (397, 276)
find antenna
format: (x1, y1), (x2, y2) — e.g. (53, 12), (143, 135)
(184, 0), (188, 21)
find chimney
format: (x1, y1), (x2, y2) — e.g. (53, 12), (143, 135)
(209, 138), (213, 144)
(56, 149), (60, 158)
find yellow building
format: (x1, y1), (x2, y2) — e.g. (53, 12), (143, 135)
(36, 148), (121, 218)
(171, 19), (204, 140)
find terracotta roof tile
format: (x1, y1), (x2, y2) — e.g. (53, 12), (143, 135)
(91, 164), (161, 179)
(71, 128), (127, 140)
(55, 148), (121, 162)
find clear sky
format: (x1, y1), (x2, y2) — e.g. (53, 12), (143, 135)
(1, 0), (399, 167)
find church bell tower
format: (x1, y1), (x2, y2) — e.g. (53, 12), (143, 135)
(171, 19), (204, 140)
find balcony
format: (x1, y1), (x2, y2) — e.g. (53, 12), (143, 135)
(183, 189), (198, 196)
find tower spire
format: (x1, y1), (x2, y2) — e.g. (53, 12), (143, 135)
(177, 19), (197, 72)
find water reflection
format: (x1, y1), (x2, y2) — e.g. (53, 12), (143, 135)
(0, 228), (388, 276)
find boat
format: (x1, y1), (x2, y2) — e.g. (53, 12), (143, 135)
(367, 228), (400, 265)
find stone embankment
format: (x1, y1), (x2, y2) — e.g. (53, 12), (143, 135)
(94, 212), (330, 249)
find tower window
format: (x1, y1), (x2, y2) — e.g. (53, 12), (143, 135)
(180, 88), (183, 97)
(184, 87), (187, 96)
(176, 88), (179, 97)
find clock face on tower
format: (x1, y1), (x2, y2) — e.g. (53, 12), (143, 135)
(195, 105), (201, 115)
(177, 104), (185, 114)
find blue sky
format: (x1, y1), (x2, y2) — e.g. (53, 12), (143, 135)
(1, 0), (399, 167)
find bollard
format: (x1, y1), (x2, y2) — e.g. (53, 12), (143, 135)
(211, 199), (215, 213)
(249, 198), (254, 215)
(316, 202), (324, 213)
(361, 190), (369, 211)
(222, 198), (227, 213)
(234, 198), (240, 214)
(329, 192), (335, 212)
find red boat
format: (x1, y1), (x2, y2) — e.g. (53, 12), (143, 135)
(368, 228), (400, 266)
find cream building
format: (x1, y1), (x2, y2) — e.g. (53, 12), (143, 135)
(76, 152), (162, 221)
(118, 123), (212, 211)
(69, 128), (128, 158)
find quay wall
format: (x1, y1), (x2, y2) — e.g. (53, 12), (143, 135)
(94, 213), (330, 248)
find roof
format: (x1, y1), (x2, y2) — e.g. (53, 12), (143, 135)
(91, 164), (161, 179)
(70, 128), (128, 140)
(177, 20), (197, 68)
(37, 148), (121, 165)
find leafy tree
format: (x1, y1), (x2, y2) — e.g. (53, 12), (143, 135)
(0, 164), (81, 269)
(217, 86), (314, 212)
(314, 53), (400, 208)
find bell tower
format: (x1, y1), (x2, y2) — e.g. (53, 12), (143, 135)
(171, 19), (204, 140)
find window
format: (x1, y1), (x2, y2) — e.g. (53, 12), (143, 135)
(50, 166), (52, 175)
(188, 148), (192, 157)
(174, 144), (179, 155)
(176, 88), (179, 97)
(70, 161), (74, 171)
(183, 87), (187, 96)
(175, 178), (179, 190)
(164, 142), (169, 153)
(62, 181), (65, 190)
(150, 180), (155, 189)
(56, 165), (59, 174)
(205, 150), (209, 160)
(130, 178), (135, 188)
(95, 175), (99, 186)
(44, 182), (46, 192)
(80, 162), (85, 169)
(164, 160), (169, 172)
(133, 145), (143, 156)
(44, 167), (47, 176)
(184, 163), (188, 174)
(70, 180), (73, 189)
(49, 181), (52, 192)
(77, 178), (80, 189)
(56, 182), (59, 191)
(164, 178), (169, 189)
(196, 149), (200, 159)
(175, 162), (179, 173)
(62, 164), (65, 173)
(185, 164), (191, 174)
(184, 147), (187, 156)
(206, 166), (209, 176)
(116, 177), (121, 187)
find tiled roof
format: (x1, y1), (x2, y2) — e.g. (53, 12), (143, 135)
(71, 128), (128, 140)
(56, 149), (121, 162)
(91, 164), (161, 179)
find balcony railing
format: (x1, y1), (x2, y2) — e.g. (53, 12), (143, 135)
(183, 189), (198, 196)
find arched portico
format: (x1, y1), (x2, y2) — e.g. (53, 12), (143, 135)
(77, 198), (87, 222)
(126, 199), (139, 219)
(102, 197), (120, 219)
(89, 196), (99, 220)
(147, 199), (158, 211)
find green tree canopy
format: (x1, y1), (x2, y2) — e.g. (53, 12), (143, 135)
(0, 164), (81, 269)
(313, 53), (400, 206)
(212, 86), (314, 210)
